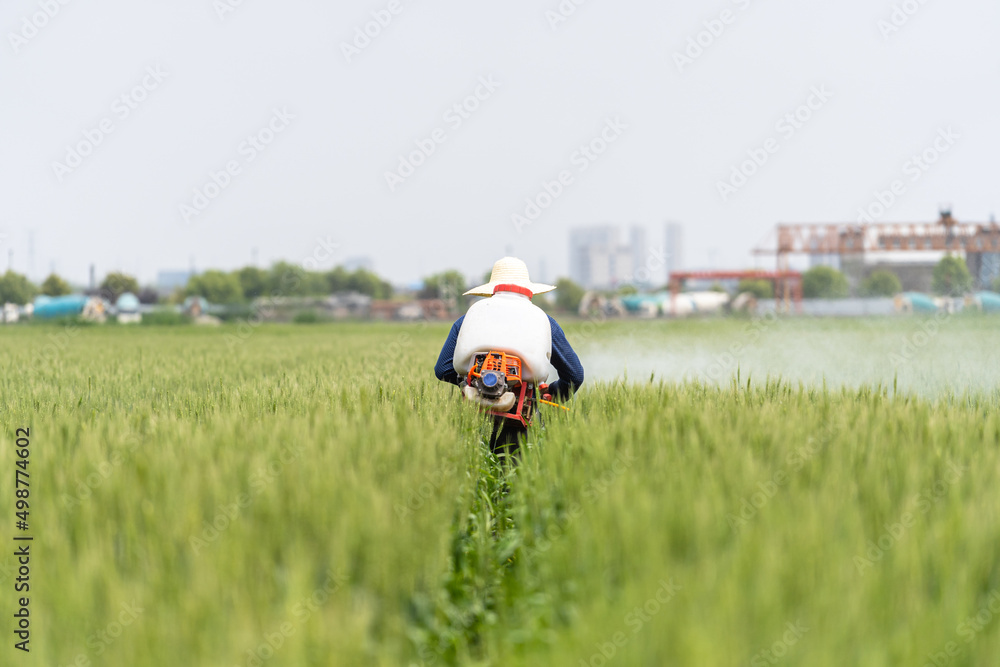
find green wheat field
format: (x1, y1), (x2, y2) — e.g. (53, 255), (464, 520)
(1, 318), (999, 666)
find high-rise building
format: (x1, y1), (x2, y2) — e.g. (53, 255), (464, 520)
(629, 226), (649, 287)
(342, 256), (374, 272)
(664, 222), (683, 281)
(569, 225), (646, 289)
(570, 226), (611, 288)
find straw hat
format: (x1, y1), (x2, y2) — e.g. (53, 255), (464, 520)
(463, 257), (556, 297)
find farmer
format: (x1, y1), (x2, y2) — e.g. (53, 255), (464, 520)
(434, 257), (584, 453)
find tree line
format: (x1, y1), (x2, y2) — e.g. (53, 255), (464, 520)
(182, 264), (394, 304)
(0, 255), (984, 308)
(737, 256), (977, 300)
(0, 264), (395, 306)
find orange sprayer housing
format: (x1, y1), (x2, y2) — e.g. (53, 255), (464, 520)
(466, 351), (534, 426)
(466, 351), (522, 386)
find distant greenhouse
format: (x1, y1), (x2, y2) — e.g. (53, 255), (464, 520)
(33, 295), (108, 322)
(33, 295), (89, 319)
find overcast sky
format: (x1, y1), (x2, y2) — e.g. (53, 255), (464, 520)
(2, 0), (997, 287)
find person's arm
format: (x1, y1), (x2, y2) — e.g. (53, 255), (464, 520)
(546, 316), (584, 400)
(434, 316), (465, 385)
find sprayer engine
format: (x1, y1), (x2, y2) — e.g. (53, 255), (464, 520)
(468, 352), (520, 395)
(473, 367), (508, 399)
(464, 351), (535, 426)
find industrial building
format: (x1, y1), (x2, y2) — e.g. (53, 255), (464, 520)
(754, 210), (1000, 291)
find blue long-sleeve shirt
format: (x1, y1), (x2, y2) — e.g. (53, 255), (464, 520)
(434, 315), (584, 400)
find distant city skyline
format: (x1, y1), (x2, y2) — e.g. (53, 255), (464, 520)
(7, 221), (679, 289)
(7, 211), (991, 291)
(569, 223), (656, 289)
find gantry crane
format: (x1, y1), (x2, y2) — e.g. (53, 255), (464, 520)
(753, 210), (1000, 287)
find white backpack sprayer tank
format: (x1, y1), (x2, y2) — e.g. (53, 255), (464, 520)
(453, 292), (563, 429)
(454, 292), (552, 380)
